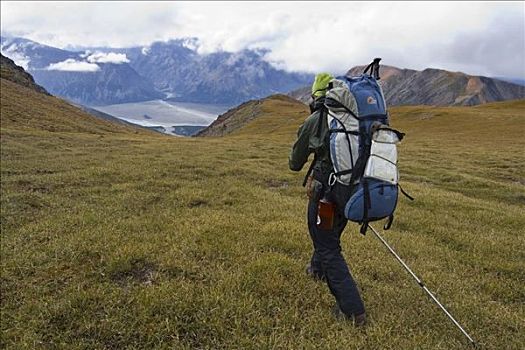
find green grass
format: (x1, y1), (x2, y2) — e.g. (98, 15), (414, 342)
(1, 78), (524, 349)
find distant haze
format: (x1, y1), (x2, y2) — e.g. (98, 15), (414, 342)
(1, 1), (524, 79)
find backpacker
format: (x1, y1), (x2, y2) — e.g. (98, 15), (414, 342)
(324, 58), (412, 234)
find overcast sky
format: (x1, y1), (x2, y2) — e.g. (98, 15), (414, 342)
(1, 1), (524, 78)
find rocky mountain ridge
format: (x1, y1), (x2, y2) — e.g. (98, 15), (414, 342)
(289, 65), (525, 107)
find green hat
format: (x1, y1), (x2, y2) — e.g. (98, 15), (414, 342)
(311, 73), (334, 98)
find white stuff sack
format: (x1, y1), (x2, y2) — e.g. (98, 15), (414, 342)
(327, 112), (359, 184)
(363, 129), (400, 184)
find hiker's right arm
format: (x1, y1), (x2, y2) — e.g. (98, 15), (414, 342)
(289, 120), (312, 171)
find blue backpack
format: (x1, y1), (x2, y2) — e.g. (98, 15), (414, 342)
(324, 58), (413, 234)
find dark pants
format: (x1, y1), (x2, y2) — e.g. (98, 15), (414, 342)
(307, 182), (365, 317)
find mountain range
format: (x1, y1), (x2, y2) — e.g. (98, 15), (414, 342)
(2, 36), (523, 110)
(0, 36), (312, 106)
(289, 65), (525, 106)
(112, 40), (312, 105)
(0, 37), (163, 105)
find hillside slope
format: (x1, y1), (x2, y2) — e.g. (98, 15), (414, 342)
(0, 80), (152, 136)
(196, 94), (309, 137)
(289, 65), (525, 106)
(1, 54), (49, 94)
(1, 71), (524, 350)
(0, 56), (155, 136)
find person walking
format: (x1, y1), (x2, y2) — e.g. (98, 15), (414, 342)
(289, 73), (366, 326)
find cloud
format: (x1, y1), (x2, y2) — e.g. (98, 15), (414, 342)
(86, 52), (130, 64)
(430, 12), (525, 78)
(1, 2), (523, 77)
(46, 58), (100, 72)
(181, 38), (199, 51)
(44, 51), (130, 72)
(0, 42), (30, 69)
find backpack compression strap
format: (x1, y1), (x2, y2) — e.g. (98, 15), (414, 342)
(363, 58), (382, 80)
(360, 179), (371, 235)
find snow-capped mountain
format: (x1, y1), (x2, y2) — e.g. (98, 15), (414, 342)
(1, 36), (162, 105)
(117, 40), (312, 104)
(1, 36), (312, 106)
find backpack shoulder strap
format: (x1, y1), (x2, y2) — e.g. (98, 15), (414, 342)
(316, 106), (328, 137)
(302, 153), (317, 187)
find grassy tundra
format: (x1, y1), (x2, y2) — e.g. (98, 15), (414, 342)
(1, 77), (524, 349)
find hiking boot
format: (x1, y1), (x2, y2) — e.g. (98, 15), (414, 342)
(331, 304), (367, 327)
(354, 312), (367, 327)
(305, 263), (325, 282)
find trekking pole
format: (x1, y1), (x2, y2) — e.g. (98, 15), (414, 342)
(367, 224), (477, 347)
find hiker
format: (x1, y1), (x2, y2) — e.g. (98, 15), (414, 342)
(289, 73), (366, 326)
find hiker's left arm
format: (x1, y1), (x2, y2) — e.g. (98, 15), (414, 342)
(289, 122), (312, 171)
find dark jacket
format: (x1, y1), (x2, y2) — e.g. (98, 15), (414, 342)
(288, 97), (333, 181)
